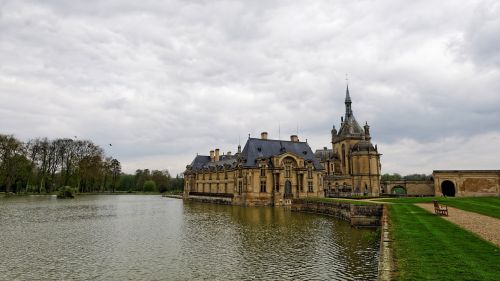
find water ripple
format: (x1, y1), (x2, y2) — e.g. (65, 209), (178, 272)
(0, 195), (379, 280)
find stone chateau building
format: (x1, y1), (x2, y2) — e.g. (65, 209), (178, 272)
(316, 85), (382, 197)
(184, 86), (382, 206)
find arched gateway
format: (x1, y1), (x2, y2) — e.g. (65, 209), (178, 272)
(441, 180), (456, 197)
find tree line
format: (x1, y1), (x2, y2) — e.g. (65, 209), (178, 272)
(0, 134), (183, 194)
(381, 173), (432, 181)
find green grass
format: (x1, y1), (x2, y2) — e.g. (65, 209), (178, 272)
(376, 196), (500, 219)
(390, 204), (500, 280)
(302, 197), (377, 205)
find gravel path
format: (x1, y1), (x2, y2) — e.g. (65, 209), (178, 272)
(415, 203), (500, 246)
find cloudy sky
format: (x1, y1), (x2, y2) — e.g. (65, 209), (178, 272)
(1, 0), (499, 175)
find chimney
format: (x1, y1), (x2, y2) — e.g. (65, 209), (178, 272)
(210, 150), (214, 162)
(227, 151), (232, 157)
(290, 135), (299, 142)
(261, 132), (268, 140)
(215, 148), (220, 162)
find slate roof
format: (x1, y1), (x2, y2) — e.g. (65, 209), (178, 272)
(314, 147), (338, 161)
(241, 138), (323, 170)
(336, 85), (365, 138)
(188, 154), (238, 172)
(351, 140), (376, 152)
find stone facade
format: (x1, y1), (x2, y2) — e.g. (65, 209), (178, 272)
(184, 134), (324, 206)
(316, 85), (382, 196)
(433, 170), (500, 197)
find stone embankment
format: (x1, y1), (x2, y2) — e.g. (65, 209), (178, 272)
(162, 194), (183, 199)
(291, 199), (383, 227)
(183, 195), (233, 205)
(378, 205), (394, 280)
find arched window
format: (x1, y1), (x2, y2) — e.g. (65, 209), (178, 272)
(342, 144), (346, 171)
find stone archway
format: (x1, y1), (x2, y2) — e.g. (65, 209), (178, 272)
(441, 180), (456, 197)
(391, 185), (406, 195)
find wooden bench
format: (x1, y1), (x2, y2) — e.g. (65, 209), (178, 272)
(433, 201), (448, 216)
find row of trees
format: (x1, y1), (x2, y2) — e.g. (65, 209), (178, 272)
(381, 173), (432, 181)
(118, 169), (184, 193)
(0, 134), (121, 193)
(0, 134), (184, 194)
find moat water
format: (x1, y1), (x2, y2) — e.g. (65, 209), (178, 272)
(0, 195), (379, 280)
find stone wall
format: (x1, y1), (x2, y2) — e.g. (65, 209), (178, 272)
(185, 195), (233, 205)
(433, 170), (500, 197)
(291, 199), (383, 227)
(381, 180), (435, 196)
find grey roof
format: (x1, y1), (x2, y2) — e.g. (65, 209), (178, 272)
(351, 140), (376, 152)
(338, 115), (364, 137)
(314, 147), (338, 161)
(188, 154), (238, 172)
(189, 155), (210, 170)
(241, 138), (323, 170)
(337, 85), (365, 138)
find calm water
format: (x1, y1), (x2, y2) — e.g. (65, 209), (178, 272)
(0, 195), (379, 280)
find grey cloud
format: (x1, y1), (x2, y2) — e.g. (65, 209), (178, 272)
(1, 0), (499, 175)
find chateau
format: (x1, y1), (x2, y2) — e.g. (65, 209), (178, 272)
(316, 85), (381, 197)
(184, 85), (382, 205)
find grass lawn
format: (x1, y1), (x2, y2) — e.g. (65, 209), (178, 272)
(390, 204), (500, 280)
(376, 196), (500, 219)
(302, 197), (377, 205)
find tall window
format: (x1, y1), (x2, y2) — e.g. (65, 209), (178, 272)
(238, 181), (243, 194)
(307, 166), (313, 179)
(224, 169), (228, 179)
(275, 175), (280, 191)
(224, 183), (228, 193)
(298, 174), (303, 192)
(260, 166), (266, 177)
(308, 181), (313, 192)
(260, 180), (266, 193)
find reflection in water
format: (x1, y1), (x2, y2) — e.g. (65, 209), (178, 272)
(0, 196), (378, 280)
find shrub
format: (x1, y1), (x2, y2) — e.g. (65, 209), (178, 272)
(57, 186), (76, 199)
(143, 180), (157, 192)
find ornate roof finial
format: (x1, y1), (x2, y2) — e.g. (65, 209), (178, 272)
(345, 74), (351, 103)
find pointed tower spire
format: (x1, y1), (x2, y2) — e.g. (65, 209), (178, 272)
(345, 83), (353, 117)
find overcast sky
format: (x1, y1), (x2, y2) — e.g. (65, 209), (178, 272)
(1, 0), (499, 175)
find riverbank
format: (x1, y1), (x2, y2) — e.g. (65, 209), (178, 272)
(0, 191), (183, 197)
